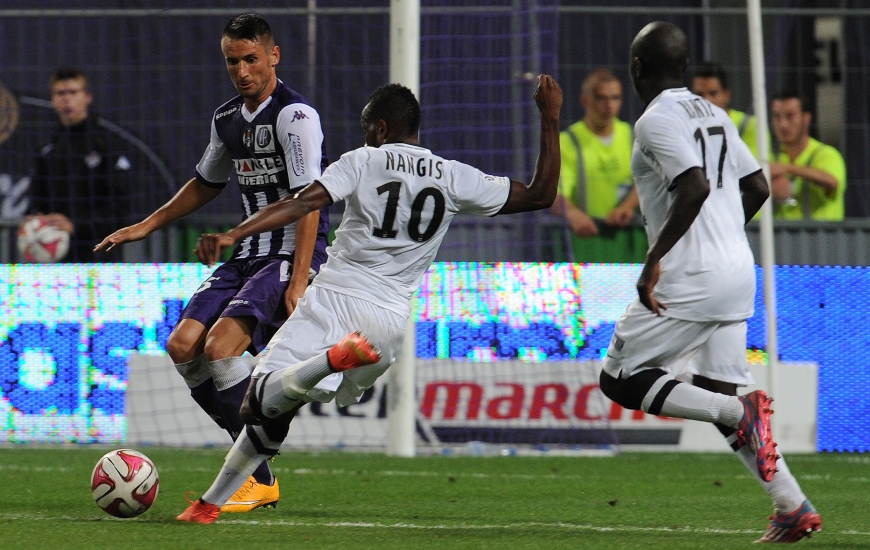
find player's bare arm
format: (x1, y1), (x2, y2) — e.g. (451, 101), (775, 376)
(637, 167), (710, 315)
(195, 182), (332, 266)
(497, 74), (562, 215)
(95, 178), (222, 253)
(739, 170), (770, 224)
(285, 210), (320, 313)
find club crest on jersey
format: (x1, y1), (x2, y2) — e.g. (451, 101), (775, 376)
(243, 128), (253, 148)
(255, 125), (276, 153)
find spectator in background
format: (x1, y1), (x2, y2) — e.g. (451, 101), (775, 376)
(28, 68), (131, 262)
(550, 68), (646, 263)
(691, 61), (770, 160)
(770, 90), (846, 220)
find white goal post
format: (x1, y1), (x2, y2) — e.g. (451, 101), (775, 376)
(385, 0), (421, 457)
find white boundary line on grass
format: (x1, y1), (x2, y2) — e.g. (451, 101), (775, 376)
(2, 464), (868, 484)
(0, 513), (868, 537)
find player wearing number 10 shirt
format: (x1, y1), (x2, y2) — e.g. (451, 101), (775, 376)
(176, 77), (563, 523)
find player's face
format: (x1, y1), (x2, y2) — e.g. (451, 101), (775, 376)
(771, 98), (810, 147)
(222, 37), (279, 108)
(691, 77), (730, 110)
(51, 77), (92, 127)
(582, 81), (622, 126)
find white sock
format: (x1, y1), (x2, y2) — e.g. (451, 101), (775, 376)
(642, 376), (743, 426)
(175, 354), (211, 388)
(202, 428), (275, 506)
(293, 352), (333, 388)
(735, 447), (806, 514)
(257, 352), (333, 418)
(208, 357), (252, 391)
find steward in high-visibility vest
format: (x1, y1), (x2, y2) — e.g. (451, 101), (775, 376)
(550, 68), (647, 264)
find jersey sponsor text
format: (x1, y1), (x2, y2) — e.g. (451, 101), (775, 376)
(288, 133), (305, 176)
(233, 156), (286, 186)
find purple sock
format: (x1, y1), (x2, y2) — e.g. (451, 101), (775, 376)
(219, 376), (274, 486)
(189, 378), (226, 430)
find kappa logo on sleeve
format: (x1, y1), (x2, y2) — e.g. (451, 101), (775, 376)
(255, 125), (276, 154)
(288, 133), (305, 176)
(290, 110), (309, 123)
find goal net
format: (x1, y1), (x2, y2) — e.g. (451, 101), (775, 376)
(2, 2), (868, 455)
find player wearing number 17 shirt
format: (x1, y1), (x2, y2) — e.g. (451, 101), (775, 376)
(96, 14), (329, 514)
(176, 76), (563, 523)
(597, 22), (820, 543)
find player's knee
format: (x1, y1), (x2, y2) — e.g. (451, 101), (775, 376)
(203, 337), (234, 362)
(599, 368), (668, 411)
(203, 317), (253, 361)
(166, 331), (199, 364)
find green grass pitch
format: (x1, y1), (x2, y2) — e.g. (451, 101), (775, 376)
(0, 447), (867, 549)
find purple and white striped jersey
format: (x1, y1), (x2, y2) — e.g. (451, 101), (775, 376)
(195, 80), (329, 265)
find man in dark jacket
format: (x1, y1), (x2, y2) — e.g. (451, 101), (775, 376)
(29, 68), (130, 262)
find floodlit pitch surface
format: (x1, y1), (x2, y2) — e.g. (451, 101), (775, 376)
(0, 448), (865, 549)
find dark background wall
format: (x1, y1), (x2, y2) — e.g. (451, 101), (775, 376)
(0, 0), (866, 221)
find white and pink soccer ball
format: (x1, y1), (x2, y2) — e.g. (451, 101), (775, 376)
(91, 449), (160, 518)
(17, 216), (70, 262)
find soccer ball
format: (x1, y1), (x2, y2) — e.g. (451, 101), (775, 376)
(90, 449), (160, 518)
(17, 216), (70, 262)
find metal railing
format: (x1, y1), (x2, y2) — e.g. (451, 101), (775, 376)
(4, 214), (870, 267)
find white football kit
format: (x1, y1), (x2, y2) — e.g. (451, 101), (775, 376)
(603, 88), (762, 384)
(255, 142), (511, 405)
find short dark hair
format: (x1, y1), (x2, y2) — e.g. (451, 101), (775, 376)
(692, 61), (729, 90)
(362, 84), (421, 138)
(223, 13), (274, 46)
(50, 67), (88, 90)
(771, 88), (809, 112)
(631, 22), (689, 82)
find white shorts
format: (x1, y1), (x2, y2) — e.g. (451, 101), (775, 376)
(602, 299), (753, 386)
(254, 286), (407, 407)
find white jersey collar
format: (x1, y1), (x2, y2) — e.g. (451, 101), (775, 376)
(645, 87), (689, 111)
(242, 95), (273, 122)
(382, 142), (432, 154)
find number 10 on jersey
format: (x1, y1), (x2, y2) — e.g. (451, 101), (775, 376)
(373, 181), (447, 242)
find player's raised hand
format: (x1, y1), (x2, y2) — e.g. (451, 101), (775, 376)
(195, 232), (236, 266)
(94, 222), (150, 253)
(533, 74), (563, 117)
(636, 259), (667, 316)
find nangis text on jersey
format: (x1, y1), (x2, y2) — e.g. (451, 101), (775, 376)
(385, 151), (443, 179)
